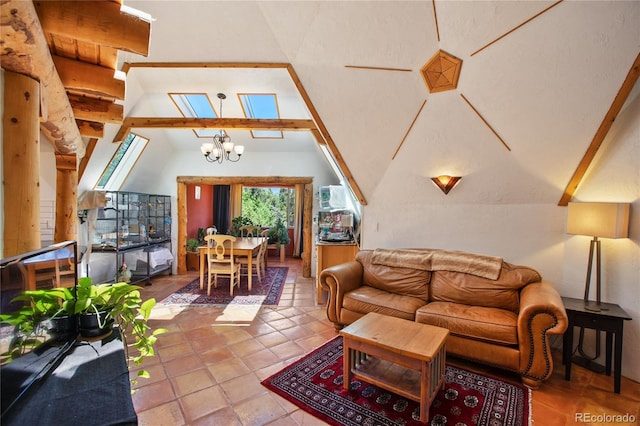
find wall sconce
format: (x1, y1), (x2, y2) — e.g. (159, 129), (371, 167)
(431, 175), (461, 194)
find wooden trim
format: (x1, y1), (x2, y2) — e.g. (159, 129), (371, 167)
(558, 52), (640, 206)
(470, 1), (564, 57)
(113, 117), (315, 142)
(432, 0), (440, 42)
(344, 65), (412, 72)
(392, 100), (427, 160)
(460, 93), (511, 151)
(177, 176), (313, 186)
(286, 64), (368, 206)
(122, 62), (291, 74)
(78, 138), (98, 180)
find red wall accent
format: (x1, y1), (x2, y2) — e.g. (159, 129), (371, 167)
(186, 184), (214, 239)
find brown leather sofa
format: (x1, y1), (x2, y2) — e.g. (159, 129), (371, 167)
(320, 248), (568, 388)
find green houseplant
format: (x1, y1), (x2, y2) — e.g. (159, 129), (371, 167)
(0, 278), (166, 383)
(267, 217), (290, 247)
(0, 287), (75, 361)
(230, 215), (254, 236)
(186, 238), (201, 271)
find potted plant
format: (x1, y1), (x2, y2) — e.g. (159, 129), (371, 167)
(69, 277), (167, 380)
(267, 217), (290, 261)
(186, 237), (201, 271)
(230, 215), (254, 236)
(1, 278), (166, 384)
(0, 287), (76, 362)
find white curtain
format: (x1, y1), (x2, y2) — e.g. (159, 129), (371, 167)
(294, 184), (304, 257)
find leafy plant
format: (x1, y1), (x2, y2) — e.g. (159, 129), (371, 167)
(70, 277), (167, 382)
(267, 217), (290, 247)
(230, 215), (254, 236)
(0, 278), (166, 386)
(187, 238), (200, 253)
(0, 287), (73, 361)
(197, 227), (207, 245)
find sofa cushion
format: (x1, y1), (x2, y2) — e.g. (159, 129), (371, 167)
(430, 262), (541, 312)
(343, 286), (425, 321)
(416, 302), (518, 346)
(357, 250), (431, 300)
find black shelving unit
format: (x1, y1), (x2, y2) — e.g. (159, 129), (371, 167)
(92, 191), (172, 285)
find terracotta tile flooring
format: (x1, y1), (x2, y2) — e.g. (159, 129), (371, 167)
(133, 258), (640, 425)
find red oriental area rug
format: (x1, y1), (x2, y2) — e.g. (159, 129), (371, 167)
(159, 266), (288, 306)
(262, 336), (531, 426)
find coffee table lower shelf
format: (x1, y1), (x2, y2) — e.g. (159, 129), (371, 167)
(340, 314), (449, 422)
(347, 353), (430, 403)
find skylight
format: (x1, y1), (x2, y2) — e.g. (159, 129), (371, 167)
(239, 93), (283, 139)
(95, 133), (149, 190)
(169, 93), (220, 138)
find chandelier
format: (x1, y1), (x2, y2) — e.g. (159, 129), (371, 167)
(200, 93), (244, 163)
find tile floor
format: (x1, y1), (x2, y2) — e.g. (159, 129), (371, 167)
(129, 258), (639, 425)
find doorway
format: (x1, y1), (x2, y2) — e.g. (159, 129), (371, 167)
(176, 176), (313, 277)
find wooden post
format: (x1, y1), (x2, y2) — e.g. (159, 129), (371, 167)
(54, 154), (78, 242)
(177, 182), (187, 274)
(302, 183), (313, 277)
(2, 71), (41, 256)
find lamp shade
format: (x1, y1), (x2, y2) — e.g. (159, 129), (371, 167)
(567, 202), (630, 239)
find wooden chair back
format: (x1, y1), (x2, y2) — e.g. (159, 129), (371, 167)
(204, 234), (236, 264)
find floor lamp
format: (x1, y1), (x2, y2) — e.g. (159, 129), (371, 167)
(566, 202), (630, 371)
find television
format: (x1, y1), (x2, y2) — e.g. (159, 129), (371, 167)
(0, 240), (79, 420)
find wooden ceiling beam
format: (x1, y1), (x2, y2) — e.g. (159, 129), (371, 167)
(68, 94), (123, 124)
(1, 0), (83, 156)
(53, 55), (125, 100)
(76, 120), (105, 138)
(558, 51), (640, 206)
(285, 64), (367, 206)
(34, 0), (151, 56)
(113, 117), (317, 142)
(78, 138), (99, 180)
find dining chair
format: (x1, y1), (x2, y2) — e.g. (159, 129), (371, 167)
(203, 234), (240, 296)
(238, 236), (268, 283)
(238, 225), (262, 237)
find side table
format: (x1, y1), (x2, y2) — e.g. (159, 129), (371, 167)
(562, 296), (632, 393)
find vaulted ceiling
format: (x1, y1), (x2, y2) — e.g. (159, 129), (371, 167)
(2, 1), (639, 207)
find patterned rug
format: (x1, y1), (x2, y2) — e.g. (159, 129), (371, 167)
(159, 266), (288, 306)
(262, 336), (531, 426)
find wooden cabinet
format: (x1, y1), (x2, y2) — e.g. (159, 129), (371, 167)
(316, 242), (358, 303)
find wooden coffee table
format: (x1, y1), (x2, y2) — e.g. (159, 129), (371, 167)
(339, 312), (449, 423)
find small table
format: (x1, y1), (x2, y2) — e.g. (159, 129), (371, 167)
(340, 313), (449, 422)
(199, 237), (263, 292)
(562, 296), (632, 394)
(1, 331), (136, 425)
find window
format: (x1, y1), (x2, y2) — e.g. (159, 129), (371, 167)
(241, 187), (295, 227)
(238, 93), (283, 139)
(95, 133), (149, 190)
(169, 93), (220, 138)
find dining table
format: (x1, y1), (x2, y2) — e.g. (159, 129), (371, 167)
(198, 237), (265, 292)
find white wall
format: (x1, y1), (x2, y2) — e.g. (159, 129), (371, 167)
(361, 85), (640, 383)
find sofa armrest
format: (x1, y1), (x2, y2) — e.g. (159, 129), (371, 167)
(320, 261), (364, 328)
(517, 280), (568, 386)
